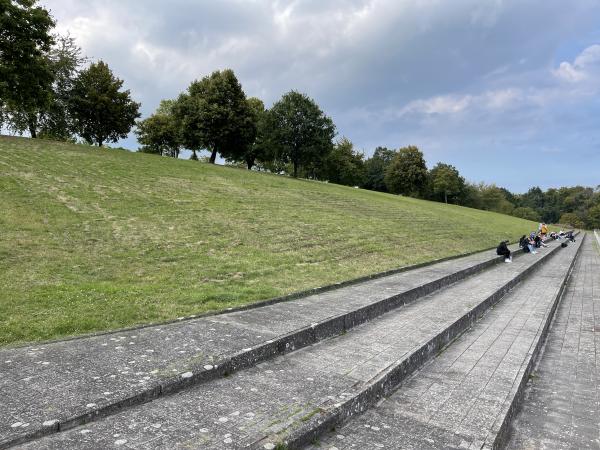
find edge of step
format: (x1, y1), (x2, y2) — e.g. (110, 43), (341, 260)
(0, 237), (555, 449)
(259, 234), (580, 450)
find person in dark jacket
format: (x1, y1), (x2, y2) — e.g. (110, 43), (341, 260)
(519, 235), (528, 248)
(496, 240), (512, 262)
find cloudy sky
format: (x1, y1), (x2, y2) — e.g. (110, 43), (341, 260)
(42, 0), (600, 192)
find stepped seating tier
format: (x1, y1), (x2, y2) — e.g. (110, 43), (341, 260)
(8, 238), (578, 449)
(0, 241), (534, 448)
(312, 236), (582, 449)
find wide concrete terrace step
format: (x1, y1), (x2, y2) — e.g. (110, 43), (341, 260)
(508, 235), (599, 449)
(11, 239), (571, 449)
(311, 236), (583, 450)
(0, 241), (530, 448)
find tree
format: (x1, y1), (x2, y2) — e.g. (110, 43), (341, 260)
(173, 69), (255, 164)
(0, 0), (55, 138)
(233, 97), (272, 170)
(136, 100), (181, 157)
(384, 146), (428, 197)
(586, 205), (600, 229)
(559, 212), (584, 228)
(38, 34), (86, 140)
(322, 137), (366, 186)
(512, 207), (540, 222)
(6, 34), (86, 140)
(478, 184), (515, 215)
(363, 146), (396, 192)
(265, 90), (335, 178)
(68, 60), (140, 146)
(429, 163), (465, 204)
(520, 186), (545, 210)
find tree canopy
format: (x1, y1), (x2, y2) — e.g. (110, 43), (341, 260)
(430, 163), (465, 204)
(237, 97), (270, 170)
(265, 90), (335, 178)
(173, 69), (256, 164)
(136, 100), (181, 158)
(363, 146), (396, 192)
(384, 146), (428, 196)
(0, 0), (55, 137)
(68, 61), (140, 146)
(322, 137), (366, 186)
(8, 34), (86, 140)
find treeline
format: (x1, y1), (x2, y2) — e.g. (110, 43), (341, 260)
(2, 1), (599, 229)
(137, 68), (600, 229)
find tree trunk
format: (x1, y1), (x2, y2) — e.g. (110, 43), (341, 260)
(28, 123), (37, 139)
(293, 161), (298, 178)
(444, 192), (448, 204)
(190, 149), (198, 160)
(209, 149), (217, 164)
(246, 157), (254, 170)
(98, 139), (103, 147)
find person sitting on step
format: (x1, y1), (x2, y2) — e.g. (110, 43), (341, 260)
(528, 235), (537, 254)
(534, 234), (549, 248)
(519, 235), (528, 250)
(496, 240), (512, 262)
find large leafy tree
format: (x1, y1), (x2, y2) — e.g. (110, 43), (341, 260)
(364, 146), (396, 192)
(384, 145), (428, 197)
(6, 34), (86, 140)
(234, 97), (272, 170)
(478, 184), (515, 215)
(586, 204), (600, 229)
(512, 206), (540, 221)
(0, 0), (55, 138)
(429, 162), (465, 204)
(322, 137), (366, 186)
(136, 100), (181, 158)
(266, 90), (335, 178)
(68, 60), (140, 146)
(559, 212), (584, 228)
(173, 69), (255, 164)
(38, 34), (86, 140)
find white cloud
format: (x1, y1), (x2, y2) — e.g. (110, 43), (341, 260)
(400, 94), (473, 116)
(397, 88), (525, 118)
(553, 44), (600, 82)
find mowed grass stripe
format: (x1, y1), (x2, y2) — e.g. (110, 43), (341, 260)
(0, 135), (538, 346)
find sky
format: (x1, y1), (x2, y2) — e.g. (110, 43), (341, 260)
(40, 0), (600, 193)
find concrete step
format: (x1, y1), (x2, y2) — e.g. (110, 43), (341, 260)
(310, 236), (583, 450)
(11, 238), (574, 449)
(508, 235), (599, 449)
(0, 240), (533, 448)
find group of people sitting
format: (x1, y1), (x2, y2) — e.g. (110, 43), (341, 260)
(518, 232), (549, 255)
(495, 223), (574, 263)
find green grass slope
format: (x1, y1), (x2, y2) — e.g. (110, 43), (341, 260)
(0, 136), (540, 345)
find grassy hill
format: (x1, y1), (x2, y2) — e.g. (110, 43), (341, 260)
(0, 136), (541, 345)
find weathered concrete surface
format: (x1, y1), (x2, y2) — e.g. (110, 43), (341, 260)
(13, 240), (568, 449)
(0, 242), (529, 447)
(508, 236), (600, 450)
(310, 238), (582, 450)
